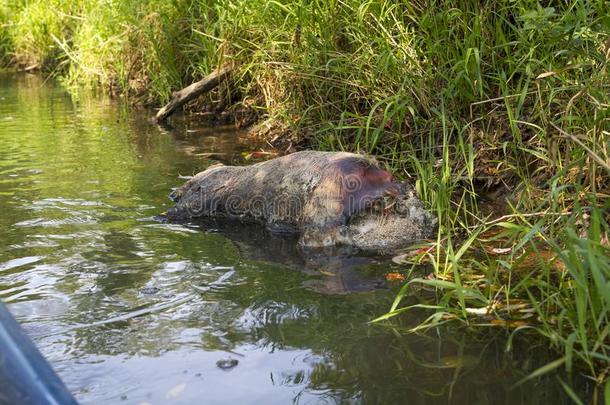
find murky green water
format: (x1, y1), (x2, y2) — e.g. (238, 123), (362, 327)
(0, 74), (581, 404)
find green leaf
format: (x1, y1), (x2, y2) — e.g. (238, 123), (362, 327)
(557, 378), (585, 405)
(512, 357), (566, 388)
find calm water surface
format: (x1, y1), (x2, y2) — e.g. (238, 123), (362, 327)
(0, 74), (579, 404)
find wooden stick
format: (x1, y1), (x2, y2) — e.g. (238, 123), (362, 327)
(155, 65), (232, 122)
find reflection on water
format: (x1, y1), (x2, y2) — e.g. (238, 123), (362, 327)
(0, 74), (579, 404)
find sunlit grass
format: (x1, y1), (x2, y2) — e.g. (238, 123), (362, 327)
(1, 0), (609, 398)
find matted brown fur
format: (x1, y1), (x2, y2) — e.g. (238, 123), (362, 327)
(167, 151), (436, 252)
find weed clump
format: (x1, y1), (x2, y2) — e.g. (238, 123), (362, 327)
(1, 0), (608, 394)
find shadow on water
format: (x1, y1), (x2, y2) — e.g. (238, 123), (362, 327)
(182, 217), (389, 294)
(0, 73), (590, 404)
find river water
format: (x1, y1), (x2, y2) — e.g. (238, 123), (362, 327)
(0, 73), (579, 404)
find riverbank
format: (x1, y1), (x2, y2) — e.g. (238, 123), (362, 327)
(1, 0), (608, 397)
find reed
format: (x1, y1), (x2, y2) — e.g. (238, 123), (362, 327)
(1, 0), (608, 397)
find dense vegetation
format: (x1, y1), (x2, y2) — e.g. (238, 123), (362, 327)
(1, 0), (608, 399)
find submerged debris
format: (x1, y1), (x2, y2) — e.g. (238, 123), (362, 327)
(216, 358), (239, 370)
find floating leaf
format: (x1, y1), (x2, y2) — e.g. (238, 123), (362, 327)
(385, 272), (406, 281)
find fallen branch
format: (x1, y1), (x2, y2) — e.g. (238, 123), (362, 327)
(155, 65), (232, 122)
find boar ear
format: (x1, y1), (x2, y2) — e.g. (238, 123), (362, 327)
(362, 164), (393, 183)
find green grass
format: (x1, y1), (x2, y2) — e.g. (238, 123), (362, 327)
(0, 2), (12, 66)
(1, 0), (609, 398)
